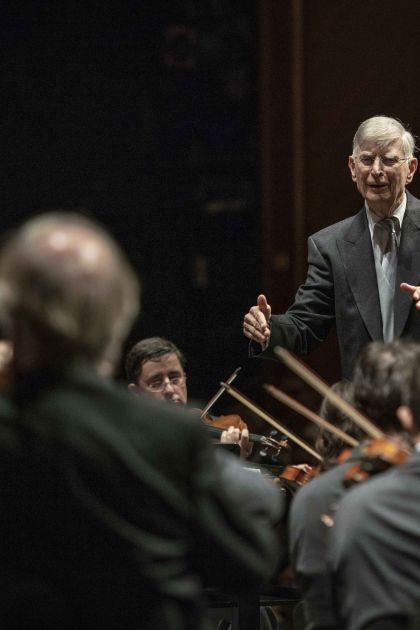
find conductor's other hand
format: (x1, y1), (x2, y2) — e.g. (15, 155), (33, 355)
(400, 282), (420, 310)
(243, 294), (272, 346)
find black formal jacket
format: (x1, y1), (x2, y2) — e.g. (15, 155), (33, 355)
(329, 452), (420, 630)
(0, 365), (282, 629)
(262, 191), (420, 379)
(289, 448), (362, 630)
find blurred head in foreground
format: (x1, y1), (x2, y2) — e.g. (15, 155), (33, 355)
(0, 212), (140, 379)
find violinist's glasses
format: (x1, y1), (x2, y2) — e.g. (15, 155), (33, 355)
(354, 154), (412, 169)
(146, 374), (187, 392)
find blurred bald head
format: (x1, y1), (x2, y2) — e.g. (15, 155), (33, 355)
(0, 213), (140, 376)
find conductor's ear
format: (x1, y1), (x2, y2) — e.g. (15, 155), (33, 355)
(406, 157), (418, 184)
(348, 155), (357, 182)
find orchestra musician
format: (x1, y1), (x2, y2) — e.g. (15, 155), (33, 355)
(0, 213), (283, 629)
(288, 380), (361, 630)
(329, 348), (420, 630)
(289, 340), (420, 630)
(312, 381), (364, 472)
(125, 338), (307, 629)
(243, 115), (420, 380)
(125, 336), (253, 458)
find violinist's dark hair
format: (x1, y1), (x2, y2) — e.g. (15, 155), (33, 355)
(125, 336), (186, 384)
(352, 339), (420, 432)
(315, 380), (364, 470)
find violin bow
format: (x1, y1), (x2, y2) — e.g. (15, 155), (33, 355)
(264, 383), (359, 447)
(220, 381), (322, 461)
(199, 367), (242, 420)
(274, 347), (384, 439)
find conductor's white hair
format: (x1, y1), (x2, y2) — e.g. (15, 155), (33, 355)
(352, 115), (416, 157)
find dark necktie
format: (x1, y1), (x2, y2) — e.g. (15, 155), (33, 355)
(374, 217), (399, 342)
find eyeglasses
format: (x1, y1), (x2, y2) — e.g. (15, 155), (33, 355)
(355, 154), (411, 169)
(146, 374), (187, 392)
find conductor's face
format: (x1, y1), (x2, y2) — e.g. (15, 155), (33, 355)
(129, 352), (188, 405)
(348, 139), (418, 217)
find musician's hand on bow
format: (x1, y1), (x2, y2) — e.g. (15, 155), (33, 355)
(400, 283), (420, 309)
(243, 294), (272, 346)
(221, 426), (253, 459)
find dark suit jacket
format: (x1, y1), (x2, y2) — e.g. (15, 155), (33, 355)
(0, 365), (282, 629)
(329, 452), (420, 630)
(289, 448), (361, 630)
(262, 191), (420, 379)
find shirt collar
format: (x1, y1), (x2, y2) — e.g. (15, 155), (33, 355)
(365, 193), (406, 239)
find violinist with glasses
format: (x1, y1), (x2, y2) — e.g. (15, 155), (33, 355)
(125, 336), (253, 458)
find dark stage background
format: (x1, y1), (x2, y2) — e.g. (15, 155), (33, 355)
(3, 1), (420, 450)
(3, 0), (260, 408)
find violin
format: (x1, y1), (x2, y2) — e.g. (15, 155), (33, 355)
(274, 348), (412, 486)
(203, 412), (247, 432)
(343, 438), (410, 487)
(199, 367), (289, 456)
(202, 413), (289, 454)
(273, 464), (321, 500)
(278, 464), (318, 486)
(220, 382), (322, 462)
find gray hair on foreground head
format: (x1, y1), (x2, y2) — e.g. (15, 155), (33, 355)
(0, 212), (140, 375)
(352, 115), (416, 157)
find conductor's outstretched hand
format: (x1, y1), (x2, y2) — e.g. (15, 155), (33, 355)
(400, 283), (420, 310)
(243, 294), (272, 346)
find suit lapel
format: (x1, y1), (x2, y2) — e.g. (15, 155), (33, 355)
(337, 208), (383, 341)
(395, 193), (420, 338)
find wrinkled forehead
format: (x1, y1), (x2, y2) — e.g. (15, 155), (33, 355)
(356, 138), (405, 156)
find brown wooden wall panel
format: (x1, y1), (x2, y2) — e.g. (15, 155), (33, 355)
(259, 0), (420, 389)
(303, 0), (420, 236)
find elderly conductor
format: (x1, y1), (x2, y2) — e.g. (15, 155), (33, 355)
(243, 115), (420, 379)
